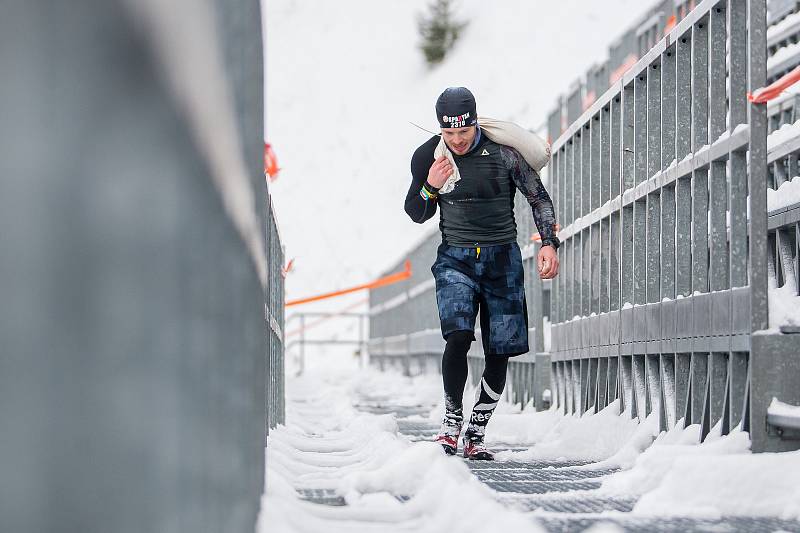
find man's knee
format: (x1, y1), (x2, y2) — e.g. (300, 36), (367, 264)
(445, 330), (473, 352)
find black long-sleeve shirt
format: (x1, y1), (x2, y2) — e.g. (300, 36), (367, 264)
(404, 133), (560, 249)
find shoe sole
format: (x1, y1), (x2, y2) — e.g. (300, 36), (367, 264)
(462, 447), (494, 460)
(440, 443), (457, 455)
(465, 452), (494, 460)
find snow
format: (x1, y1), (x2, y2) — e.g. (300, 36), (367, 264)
(266, 0), (662, 352)
(633, 451), (800, 519)
(485, 407), (563, 447)
(769, 282), (800, 328)
(767, 118), (800, 150)
(767, 10), (800, 39)
(694, 143), (710, 158)
(599, 422), (800, 519)
(768, 40), (800, 70)
(767, 175), (800, 212)
(496, 401), (650, 463)
(582, 524), (625, 533)
(257, 353), (544, 532)
(259, 349), (800, 529)
(601, 423), (746, 496)
(769, 397), (800, 421)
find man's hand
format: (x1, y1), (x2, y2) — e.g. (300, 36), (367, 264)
(537, 245), (559, 279)
(427, 156), (453, 188)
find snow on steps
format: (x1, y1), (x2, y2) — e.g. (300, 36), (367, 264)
(257, 361), (800, 532)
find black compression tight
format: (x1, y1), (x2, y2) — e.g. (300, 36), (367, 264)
(441, 331), (472, 405)
(441, 330), (509, 417)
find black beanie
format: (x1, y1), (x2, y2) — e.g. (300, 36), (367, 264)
(435, 87), (477, 129)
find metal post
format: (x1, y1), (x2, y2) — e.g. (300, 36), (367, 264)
(299, 314), (306, 376)
(748, 0), (769, 332)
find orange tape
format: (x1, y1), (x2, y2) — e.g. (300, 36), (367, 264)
(281, 258), (295, 279)
(285, 260), (412, 307)
(749, 66), (800, 104)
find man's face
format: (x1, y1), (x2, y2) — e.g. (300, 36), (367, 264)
(441, 126), (477, 155)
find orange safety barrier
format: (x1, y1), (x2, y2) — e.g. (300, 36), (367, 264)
(285, 260), (412, 308)
(748, 66), (800, 104)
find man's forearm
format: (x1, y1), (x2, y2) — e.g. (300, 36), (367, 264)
(529, 194), (559, 249)
(404, 181), (439, 223)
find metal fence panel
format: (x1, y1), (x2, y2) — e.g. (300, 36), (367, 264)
(0, 1), (284, 531)
(546, 0), (799, 452)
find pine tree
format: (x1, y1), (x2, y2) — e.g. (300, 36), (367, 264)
(417, 0), (468, 67)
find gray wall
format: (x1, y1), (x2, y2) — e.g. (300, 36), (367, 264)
(0, 1), (282, 531)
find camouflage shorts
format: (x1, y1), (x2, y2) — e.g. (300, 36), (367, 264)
(431, 242), (529, 357)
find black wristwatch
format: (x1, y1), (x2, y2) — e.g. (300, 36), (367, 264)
(541, 237), (560, 251)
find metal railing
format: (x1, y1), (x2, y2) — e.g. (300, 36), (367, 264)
(0, 0), (284, 531)
(549, 0), (800, 145)
(267, 198), (287, 431)
(548, 0), (800, 453)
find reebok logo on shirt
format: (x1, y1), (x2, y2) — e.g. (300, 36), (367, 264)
(481, 149), (490, 156)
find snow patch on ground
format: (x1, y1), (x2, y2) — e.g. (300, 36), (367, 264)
(258, 364), (543, 532)
(633, 450), (800, 519)
(260, 353), (800, 528)
(496, 401), (649, 462)
(486, 408), (563, 447)
(600, 423), (750, 497)
(597, 421), (800, 519)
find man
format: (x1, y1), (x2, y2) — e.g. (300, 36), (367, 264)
(404, 87), (559, 460)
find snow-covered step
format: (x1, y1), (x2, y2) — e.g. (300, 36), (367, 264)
(536, 516), (800, 533)
(259, 362), (800, 532)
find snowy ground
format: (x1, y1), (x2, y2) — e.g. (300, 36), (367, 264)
(257, 352), (800, 532)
